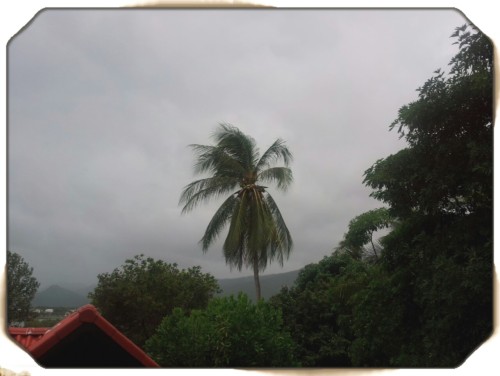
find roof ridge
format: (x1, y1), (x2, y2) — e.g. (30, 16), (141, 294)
(10, 304), (159, 367)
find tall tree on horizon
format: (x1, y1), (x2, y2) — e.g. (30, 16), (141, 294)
(180, 123), (293, 300)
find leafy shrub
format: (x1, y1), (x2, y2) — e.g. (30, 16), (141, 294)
(88, 254), (220, 346)
(146, 293), (297, 367)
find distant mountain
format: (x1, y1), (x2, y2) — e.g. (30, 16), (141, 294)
(33, 285), (90, 308)
(73, 284), (97, 297)
(32, 270), (300, 308)
(63, 282), (97, 297)
(217, 269), (300, 301)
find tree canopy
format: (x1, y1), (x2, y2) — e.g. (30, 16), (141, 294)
(180, 123), (294, 300)
(7, 250), (40, 325)
(336, 207), (392, 260)
(364, 25), (492, 219)
(146, 293), (297, 367)
(88, 254), (220, 346)
(359, 24), (493, 366)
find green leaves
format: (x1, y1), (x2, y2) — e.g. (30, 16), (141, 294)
(337, 207), (392, 260)
(7, 250), (40, 325)
(200, 194), (239, 251)
(180, 123), (293, 299)
(275, 24), (494, 367)
(88, 254), (220, 347)
(264, 193), (293, 266)
(256, 138), (293, 171)
(145, 294), (297, 367)
(370, 26), (492, 220)
(258, 167), (293, 191)
(355, 24), (493, 366)
(211, 123), (259, 172)
(189, 144), (246, 177)
(179, 176), (239, 214)
(270, 253), (366, 367)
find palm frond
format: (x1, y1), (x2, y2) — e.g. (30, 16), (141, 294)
(179, 176), (239, 214)
(255, 194), (280, 271)
(212, 123), (258, 171)
(257, 167), (293, 191)
(247, 189), (273, 258)
(223, 191), (249, 271)
(180, 123), (294, 293)
(200, 194), (238, 251)
(264, 193), (293, 265)
(256, 138), (293, 171)
(189, 144), (245, 177)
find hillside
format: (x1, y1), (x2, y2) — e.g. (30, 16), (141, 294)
(33, 284), (90, 308)
(217, 269), (300, 301)
(32, 269), (300, 308)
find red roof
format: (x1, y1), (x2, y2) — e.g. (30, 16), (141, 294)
(9, 327), (49, 350)
(9, 304), (159, 367)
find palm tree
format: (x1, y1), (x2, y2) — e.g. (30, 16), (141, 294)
(179, 123), (293, 300)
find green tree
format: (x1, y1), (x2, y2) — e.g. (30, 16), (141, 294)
(146, 293), (297, 367)
(7, 250), (40, 325)
(365, 25), (492, 219)
(357, 24), (493, 366)
(88, 254), (220, 347)
(346, 262), (418, 366)
(179, 123), (293, 300)
(336, 207), (392, 260)
(270, 252), (365, 367)
(268, 25), (492, 368)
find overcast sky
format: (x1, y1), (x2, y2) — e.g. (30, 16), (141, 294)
(7, 8), (470, 289)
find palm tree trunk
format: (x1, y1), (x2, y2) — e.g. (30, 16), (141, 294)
(253, 257), (261, 301)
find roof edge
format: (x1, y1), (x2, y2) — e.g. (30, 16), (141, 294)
(26, 304), (159, 367)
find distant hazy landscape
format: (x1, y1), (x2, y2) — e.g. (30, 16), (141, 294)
(33, 270), (301, 308)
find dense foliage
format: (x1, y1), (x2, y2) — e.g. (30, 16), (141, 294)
(361, 24), (493, 366)
(179, 124), (293, 300)
(146, 293), (297, 367)
(7, 250), (40, 325)
(88, 254), (220, 346)
(271, 24), (493, 367)
(336, 207), (392, 260)
(270, 253), (361, 366)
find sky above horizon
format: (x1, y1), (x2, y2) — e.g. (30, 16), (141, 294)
(8, 8), (470, 289)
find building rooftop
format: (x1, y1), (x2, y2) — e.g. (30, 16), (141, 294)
(8, 304), (159, 368)
(8, 327), (49, 351)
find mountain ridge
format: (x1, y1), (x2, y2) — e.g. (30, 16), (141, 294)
(33, 284), (90, 308)
(33, 269), (301, 307)
(217, 269), (300, 301)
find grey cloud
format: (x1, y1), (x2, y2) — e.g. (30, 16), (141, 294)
(8, 9), (467, 288)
